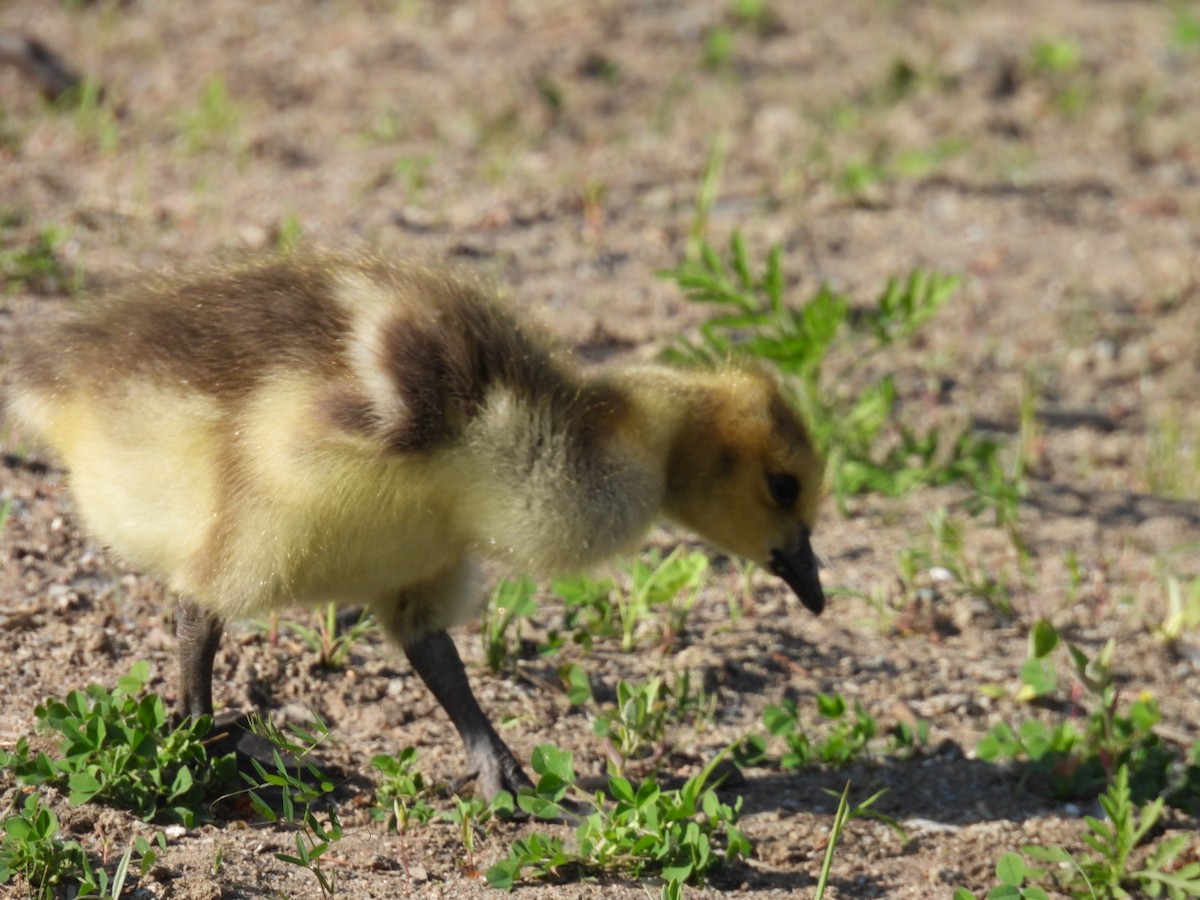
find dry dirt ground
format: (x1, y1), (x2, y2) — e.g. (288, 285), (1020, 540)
(2, 1), (1200, 898)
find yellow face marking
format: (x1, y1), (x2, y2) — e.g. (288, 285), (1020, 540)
(661, 368), (825, 569)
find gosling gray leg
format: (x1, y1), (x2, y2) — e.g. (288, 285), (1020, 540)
(403, 629), (533, 800)
(176, 598), (224, 719)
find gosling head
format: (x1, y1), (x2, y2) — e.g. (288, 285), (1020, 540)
(661, 366), (827, 614)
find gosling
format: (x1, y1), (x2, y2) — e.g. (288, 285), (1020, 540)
(7, 254), (827, 799)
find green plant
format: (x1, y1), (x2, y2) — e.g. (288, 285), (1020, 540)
(554, 548), (710, 652)
(594, 677), (672, 772)
(554, 571), (620, 646)
(739, 692), (889, 770)
(836, 139), (968, 200)
(283, 604), (376, 670)
(481, 577), (538, 673)
(0, 498), (10, 534)
(1, 224), (73, 295)
(961, 766), (1200, 899)
(391, 154), (431, 197)
(1029, 38), (1081, 75)
(0, 792), (164, 900)
(953, 852), (1052, 900)
(0, 662), (235, 825)
(730, 0), (768, 27)
(371, 747), (437, 832)
(702, 26), (736, 70)
(661, 232), (1007, 510)
(241, 712), (343, 898)
(446, 795), (493, 874)
(1174, 6), (1200, 50)
(813, 781), (906, 899)
(976, 626), (1184, 806)
(62, 77), (120, 154)
(619, 547), (709, 651)
(1026, 37), (1092, 115)
(687, 131), (728, 261)
(0, 793), (87, 899)
(917, 506), (1018, 617)
(558, 661), (593, 707)
(575, 668), (717, 775)
(1029, 765), (1200, 897)
(1157, 572), (1200, 644)
(486, 744), (751, 899)
(275, 214), (303, 255)
(176, 76), (244, 155)
(1145, 409), (1200, 500)
(813, 781), (852, 900)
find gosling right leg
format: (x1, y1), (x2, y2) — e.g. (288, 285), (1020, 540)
(402, 628), (533, 801)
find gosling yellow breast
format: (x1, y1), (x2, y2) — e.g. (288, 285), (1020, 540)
(8, 253), (827, 630)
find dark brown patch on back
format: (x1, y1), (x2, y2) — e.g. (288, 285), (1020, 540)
(378, 317), (456, 452)
(15, 257), (352, 399)
(319, 384), (379, 440)
(364, 262), (596, 455)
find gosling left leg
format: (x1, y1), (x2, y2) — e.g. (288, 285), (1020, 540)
(175, 598), (224, 719)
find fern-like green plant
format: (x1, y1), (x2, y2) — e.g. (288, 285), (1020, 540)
(661, 232), (1001, 507)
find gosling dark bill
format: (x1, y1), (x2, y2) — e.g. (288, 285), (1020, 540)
(770, 534), (825, 615)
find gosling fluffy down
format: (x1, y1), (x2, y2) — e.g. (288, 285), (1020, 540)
(8, 254), (827, 798)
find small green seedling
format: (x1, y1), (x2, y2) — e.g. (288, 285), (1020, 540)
(481, 577), (538, 673)
(0, 793), (87, 899)
(812, 782), (906, 899)
(554, 548), (710, 652)
(1157, 572), (1200, 644)
(952, 852), (1051, 900)
(240, 712), (343, 898)
(1023, 764), (1200, 897)
(175, 75), (245, 155)
(976, 625), (1188, 807)
(371, 747), (437, 832)
(1, 225), (73, 295)
(283, 604), (376, 671)
(741, 693), (881, 770)
(66, 78), (120, 155)
(370, 747), (438, 884)
(593, 677), (672, 771)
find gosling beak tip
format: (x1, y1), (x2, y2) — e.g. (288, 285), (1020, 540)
(768, 535), (825, 616)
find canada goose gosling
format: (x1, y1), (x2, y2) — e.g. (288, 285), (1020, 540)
(7, 254), (827, 799)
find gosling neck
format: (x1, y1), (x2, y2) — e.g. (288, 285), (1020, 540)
(600, 364), (716, 511)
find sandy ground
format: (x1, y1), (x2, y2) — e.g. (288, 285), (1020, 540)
(2, 1), (1199, 897)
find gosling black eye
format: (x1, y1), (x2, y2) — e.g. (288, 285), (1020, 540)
(767, 472), (800, 509)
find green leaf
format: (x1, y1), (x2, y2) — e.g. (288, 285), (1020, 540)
(763, 701), (798, 736)
(1028, 619), (1060, 659)
(117, 661), (151, 696)
(1019, 657), (1057, 698)
(67, 770), (104, 805)
(995, 852), (1026, 885)
(485, 859), (517, 890)
(609, 776), (636, 805)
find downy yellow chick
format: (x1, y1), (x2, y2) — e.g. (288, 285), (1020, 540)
(8, 254), (826, 798)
